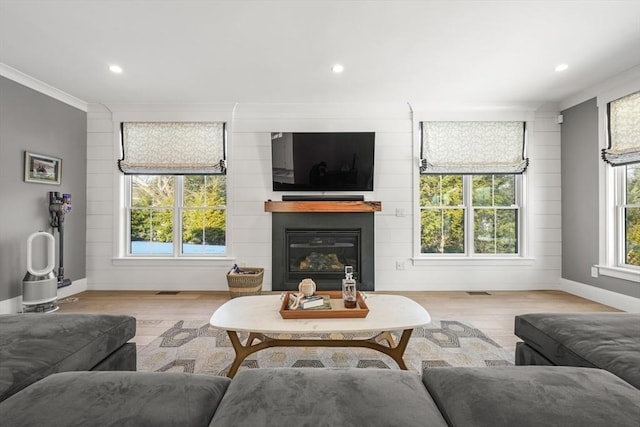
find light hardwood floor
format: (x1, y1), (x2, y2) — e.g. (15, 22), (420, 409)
(57, 290), (619, 354)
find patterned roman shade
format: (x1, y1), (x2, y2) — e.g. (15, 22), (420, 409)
(420, 121), (528, 174)
(602, 91), (640, 166)
(118, 122), (226, 174)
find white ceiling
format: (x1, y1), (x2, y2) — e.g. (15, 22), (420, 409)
(1, 0), (640, 110)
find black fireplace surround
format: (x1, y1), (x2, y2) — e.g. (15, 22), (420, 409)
(272, 212), (374, 291)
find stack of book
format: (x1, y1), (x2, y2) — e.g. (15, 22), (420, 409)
(289, 294), (332, 310)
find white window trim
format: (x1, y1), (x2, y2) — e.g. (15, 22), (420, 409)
(411, 113), (532, 264)
(112, 257), (236, 267)
(417, 175), (524, 256)
(114, 172), (235, 265)
(597, 80), (640, 281)
(118, 174), (229, 260)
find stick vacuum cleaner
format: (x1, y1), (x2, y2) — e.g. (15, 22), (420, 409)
(48, 192), (72, 288)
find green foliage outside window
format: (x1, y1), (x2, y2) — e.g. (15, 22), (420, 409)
(420, 175), (464, 253)
(625, 165), (640, 266)
(129, 175), (226, 254)
(182, 176), (227, 248)
(130, 176), (174, 244)
(472, 175), (517, 254)
(420, 174), (518, 255)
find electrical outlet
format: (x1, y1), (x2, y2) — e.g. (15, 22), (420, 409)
(591, 266), (598, 278)
(396, 208), (405, 217)
(396, 261), (405, 270)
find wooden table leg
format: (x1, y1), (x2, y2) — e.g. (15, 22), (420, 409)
(226, 331), (268, 378)
(373, 331), (397, 347)
(384, 329), (412, 370)
(224, 328), (415, 377)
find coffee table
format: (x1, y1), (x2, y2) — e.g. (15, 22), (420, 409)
(209, 293), (431, 377)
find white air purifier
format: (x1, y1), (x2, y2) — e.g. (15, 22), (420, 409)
(22, 231), (58, 313)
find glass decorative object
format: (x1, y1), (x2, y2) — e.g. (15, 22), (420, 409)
(342, 266), (357, 309)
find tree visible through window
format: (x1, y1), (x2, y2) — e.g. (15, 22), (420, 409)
(420, 174), (519, 255)
(420, 175), (464, 253)
(472, 175), (517, 254)
(129, 175), (226, 256)
(623, 164), (640, 266)
(182, 176), (226, 254)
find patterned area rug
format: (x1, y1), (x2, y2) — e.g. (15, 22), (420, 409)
(138, 319), (514, 376)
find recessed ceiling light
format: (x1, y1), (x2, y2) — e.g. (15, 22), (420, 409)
(555, 64), (569, 72)
(331, 64), (344, 73)
(109, 65), (123, 74)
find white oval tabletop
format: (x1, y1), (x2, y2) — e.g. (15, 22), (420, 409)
(210, 293), (431, 334)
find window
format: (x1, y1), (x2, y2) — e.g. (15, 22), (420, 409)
(420, 175), (464, 253)
(599, 90), (640, 280)
(119, 122), (227, 257)
(127, 175), (226, 256)
(618, 165), (640, 267)
(420, 174), (520, 255)
(605, 91), (640, 269)
(472, 175), (518, 254)
(419, 121), (527, 257)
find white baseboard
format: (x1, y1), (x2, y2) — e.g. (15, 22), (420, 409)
(0, 295), (23, 314)
(57, 278), (87, 299)
(559, 278), (640, 312)
(87, 282), (230, 292)
(0, 278), (88, 314)
(5, 277), (633, 312)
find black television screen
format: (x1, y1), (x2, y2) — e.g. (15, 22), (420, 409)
(271, 132), (375, 192)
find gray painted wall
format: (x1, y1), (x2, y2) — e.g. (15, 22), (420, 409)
(0, 76), (87, 304)
(561, 98), (640, 298)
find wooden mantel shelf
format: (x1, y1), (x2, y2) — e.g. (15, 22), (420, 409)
(265, 200), (382, 213)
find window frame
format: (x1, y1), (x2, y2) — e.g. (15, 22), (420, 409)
(418, 174), (523, 257)
(607, 159), (640, 270)
(124, 174), (227, 258)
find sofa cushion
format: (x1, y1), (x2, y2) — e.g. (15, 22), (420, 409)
(514, 312), (640, 388)
(422, 366), (640, 427)
(0, 371), (231, 427)
(91, 342), (137, 371)
(514, 342), (554, 366)
(210, 368), (448, 427)
(0, 313), (136, 401)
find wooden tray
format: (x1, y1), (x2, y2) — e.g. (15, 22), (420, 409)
(280, 291), (369, 319)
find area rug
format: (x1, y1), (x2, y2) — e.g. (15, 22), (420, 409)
(137, 319), (514, 376)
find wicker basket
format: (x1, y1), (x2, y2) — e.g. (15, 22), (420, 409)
(226, 267), (264, 298)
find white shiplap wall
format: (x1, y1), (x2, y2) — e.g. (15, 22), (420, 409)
(85, 104), (561, 292)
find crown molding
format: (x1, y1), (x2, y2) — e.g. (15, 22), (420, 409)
(559, 64), (640, 111)
(0, 63), (88, 112)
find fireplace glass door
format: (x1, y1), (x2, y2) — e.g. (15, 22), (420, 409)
(286, 230), (360, 283)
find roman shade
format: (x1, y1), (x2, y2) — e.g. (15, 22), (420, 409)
(602, 91), (640, 166)
(420, 121), (528, 174)
(118, 122), (226, 174)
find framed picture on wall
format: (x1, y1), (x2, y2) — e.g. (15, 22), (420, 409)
(24, 151), (62, 185)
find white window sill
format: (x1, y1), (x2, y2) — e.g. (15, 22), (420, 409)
(596, 265), (640, 283)
(112, 256), (236, 268)
(412, 256), (536, 267)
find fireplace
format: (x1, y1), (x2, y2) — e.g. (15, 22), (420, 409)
(288, 229), (360, 282)
(271, 211), (375, 291)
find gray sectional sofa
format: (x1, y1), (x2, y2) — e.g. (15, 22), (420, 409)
(2, 366), (639, 426)
(515, 312), (640, 389)
(0, 313), (136, 402)
(1, 312), (639, 426)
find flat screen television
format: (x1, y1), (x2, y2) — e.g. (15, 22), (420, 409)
(271, 132), (375, 192)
